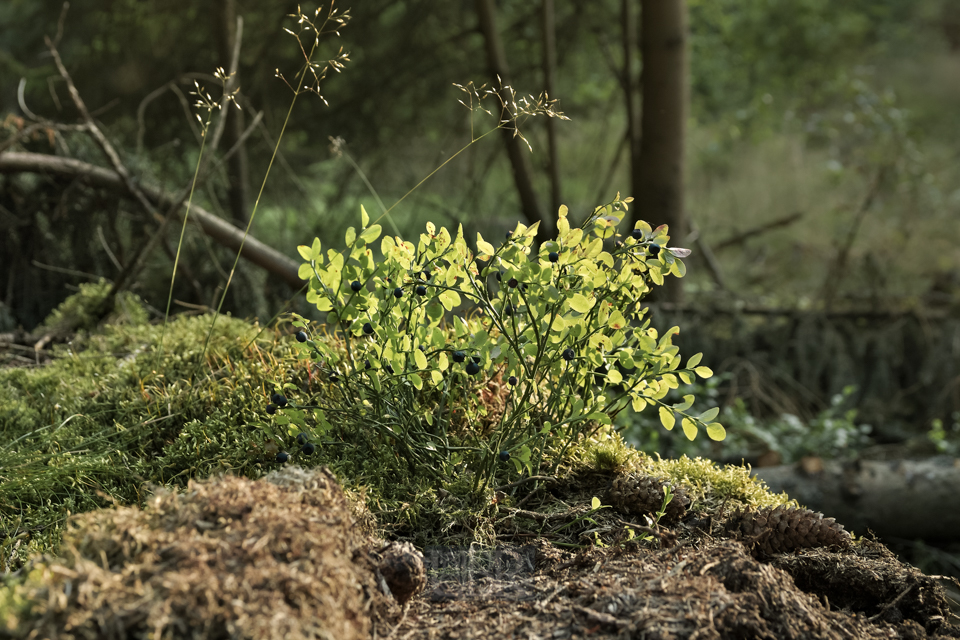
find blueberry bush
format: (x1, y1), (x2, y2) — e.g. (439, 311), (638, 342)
(267, 195), (724, 489)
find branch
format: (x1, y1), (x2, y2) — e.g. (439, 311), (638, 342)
(712, 211), (805, 253)
(0, 151), (304, 288)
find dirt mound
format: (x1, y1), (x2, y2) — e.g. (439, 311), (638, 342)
(399, 539), (959, 639)
(2, 467), (402, 640)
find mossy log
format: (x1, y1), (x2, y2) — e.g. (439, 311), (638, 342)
(752, 457), (960, 542)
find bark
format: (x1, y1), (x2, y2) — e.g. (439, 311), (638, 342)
(0, 151), (304, 289)
(474, 0), (550, 238)
(540, 0), (561, 216)
(752, 457), (960, 542)
(635, 0), (688, 303)
(621, 0), (640, 202)
(213, 0), (250, 224)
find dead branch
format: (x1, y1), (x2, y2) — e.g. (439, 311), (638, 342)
(0, 151), (304, 288)
(713, 211), (804, 253)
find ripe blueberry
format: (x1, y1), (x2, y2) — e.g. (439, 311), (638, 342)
(350, 280), (362, 292)
(548, 252), (559, 263)
(562, 348), (575, 361)
(508, 375), (518, 386)
(329, 371), (339, 383)
(496, 272), (502, 281)
(648, 244), (661, 257)
(466, 361), (481, 376)
(631, 228), (644, 240)
(507, 278), (518, 288)
(296, 433), (308, 446)
(452, 351), (466, 363)
(266, 403), (278, 415)
(394, 287), (403, 299)
(499, 450), (511, 462)
(301, 442), (316, 455)
(416, 285), (427, 296)
(363, 322), (374, 335)
(271, 393), (287, 407)
(295, 330), (308, 343)
(384, 364), (394, 374)
(276, 451), (289, 463)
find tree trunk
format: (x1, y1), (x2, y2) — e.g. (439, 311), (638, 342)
(752, 457), (960, 542)
(635, 0), (688, 303)
(621, 0), (641, 207)
(213, 0), (250, 224)
(474, 0), (550, 239)
(541, 0), (561, 217)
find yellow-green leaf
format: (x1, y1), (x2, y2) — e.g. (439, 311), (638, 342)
(694, 366), (714, 378)
(414, 349), (428, 370)
(632, 396), (647, 412)
(298, 263), (314, 280)
(706, 423), (726, 441)
(686, 353), (703, 368)
(297, 245), (313, 261)
(606, 368), (623, 384)
(407, 373), (423, 390)
(681, 418), (698, 441)
(345, 226), (356, 246)
(360, 224), (382, 243)
(699, 407), (720, 422)
(569, 293), (592, 313)
(590, 496), (601, 510)
(430, 370), (443, 385)
(659, 406), (675, 430)
(438, 351), (449, 371)
(360, 205), (370, 227)
(476, 233), (496, 256)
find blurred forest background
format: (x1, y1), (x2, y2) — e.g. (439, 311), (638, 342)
(1, 1), (959, 479)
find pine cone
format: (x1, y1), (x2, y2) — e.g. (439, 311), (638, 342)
(727, 506), (852, 556)
(606, 474), (691, 523)
(377, 542), (426, 606)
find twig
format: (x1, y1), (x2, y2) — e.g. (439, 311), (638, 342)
(494, 475), (555, 493)
(867, 583), (914, 622)
(713, 211), (804, 252)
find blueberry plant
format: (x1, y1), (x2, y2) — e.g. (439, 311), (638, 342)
(270, 195), (724, 489)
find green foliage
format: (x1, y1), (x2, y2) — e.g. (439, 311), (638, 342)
(928, 412), (960, 456)
(272, 196), (723, 489)
(39, 280), (149, 332)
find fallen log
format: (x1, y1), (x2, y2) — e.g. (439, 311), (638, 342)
(0, 151), (305, 289)
(752, 456), (960, 542)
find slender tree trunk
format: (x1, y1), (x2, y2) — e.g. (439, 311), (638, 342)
(541, 0), (561, 216)
(474, 0), (550, 238)
(621, 0), (641, 205)
(213, 0), (250, 224)
(635, 0), (688, 303)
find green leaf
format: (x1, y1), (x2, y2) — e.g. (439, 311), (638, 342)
(699, 407), (720, 422)
(407, 373), (423, 390)
(706, 423), (726, 441)
(686, 353), (703, 368)
(360, 224), (382, 243)
(297, 245), (313, 261)
(361, 204), (369, 227)
(298, 263), (314, 280)
(430, 370), (444, 385)
(681, 418), (698, 441)
(631, 396), (647, 412)
(659, 406), (675, 431)
(694, 366), (714, 378)
(591, 496), (601, 510)
(345, 226), (356, 246)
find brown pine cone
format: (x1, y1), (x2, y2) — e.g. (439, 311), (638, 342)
(606, 474), (691, 523)
(727, 505), (852, 556)
(377, 541), (426, 606)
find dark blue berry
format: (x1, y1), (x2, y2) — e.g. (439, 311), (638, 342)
(363, 322), (374, 335)
(648, 244), (661, 257)
(508, 375), (518, 386)
(508, 278), (518, 288)
(295, 330), (307, 343)
(506, 230), (513, 238)
(266, 403), (278, 415)
(301, 442), (316, 455)
(416, 285), (427, 296)
(496, 272), (502, 281)
(329, 371), (339, 382)
(384, 364), (394, 374)
(466, 361), (481, 376)
(499, 450), (511, 462)
(276, 451), (289, 463)
(365, 359), (371, 370)
(296, 433), (308, 446)
(394, 287), (403, 299)
(271, 393), (287, 407)
(549, 252), (559, 263)
(351, 280), (362, 292)
(631, 228), (643, 240)
(562, 348), (575, 361)
(452, 351), (466, 363)
(504, 304), (514, 316)
(471, 355), (482, 364)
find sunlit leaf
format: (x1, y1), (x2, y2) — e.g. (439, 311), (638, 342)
(659, 406), (675, 430)
(706, 423), (726, 441)
(681, 418), (698, 441)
